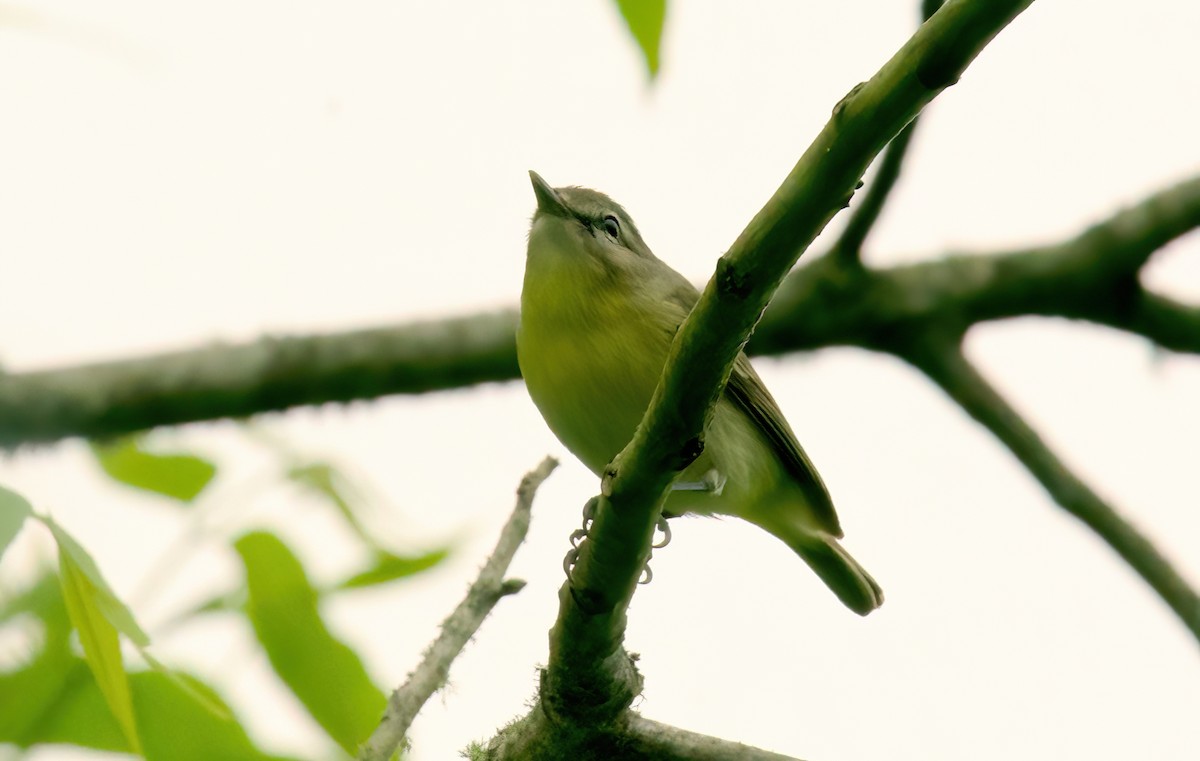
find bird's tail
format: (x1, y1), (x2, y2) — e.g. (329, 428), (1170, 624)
(785, 531), (884, 616)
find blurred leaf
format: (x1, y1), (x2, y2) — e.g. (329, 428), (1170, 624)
(286, 462), (373, 545)
(235, 531), (386, 754)
(140, 649), (231, 720)
(0, 483), (34, 563)
(35, 516), (155, 754)
(0, 571), (77, 742)
(336, 548), (451, 590)
(41, 516), (150, 647)
(0, 573), (242, 756)
(4, 658), (298, 761)
(613, 0), (666, 78)
(54, 538), (142, 755)
(91, 436), (216, 503)
(171, 589), (242, 622)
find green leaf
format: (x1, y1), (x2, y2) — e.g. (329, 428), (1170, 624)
(286, 462), (373, 545)
(336, 548), (451, 590)
(0, 571), (78, 744)
(613, 0), (666, 78)
(0, 574), (271, 759)
(42, 516), (151, 647)
(54, 540), (143, 755)
(4, 660), (298, 761)
(140, 649), (232, 720)
(32, 516), (174, 752)
(0, 483), (35, 563)
(235, 531), (386, 754)
(91, 436), (217, 503)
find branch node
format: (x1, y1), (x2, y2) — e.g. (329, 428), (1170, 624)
(715, 255), (752, 299)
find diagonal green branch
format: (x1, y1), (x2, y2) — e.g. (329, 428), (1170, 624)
(899, 336), (1200, 642)
(827, 0), (944, 268)
(489, 1), (1039, 756)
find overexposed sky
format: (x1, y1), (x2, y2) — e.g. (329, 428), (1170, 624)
(2, 1), (1199, 760)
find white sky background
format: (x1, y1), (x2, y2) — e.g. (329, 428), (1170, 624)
(2, 1), (1199, 759)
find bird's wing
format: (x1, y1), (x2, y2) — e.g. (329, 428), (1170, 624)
(725, 355), (842, 536)
(666, 282), (842, 536)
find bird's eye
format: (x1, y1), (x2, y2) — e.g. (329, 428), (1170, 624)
(602, 215), (620, 239)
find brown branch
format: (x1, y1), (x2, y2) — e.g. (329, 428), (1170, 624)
(357, 457), (557, 761)
(899, 337), (1200, 641)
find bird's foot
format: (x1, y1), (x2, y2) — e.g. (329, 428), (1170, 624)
(638, 514), (672, 584)
(564, 496), (600, 581)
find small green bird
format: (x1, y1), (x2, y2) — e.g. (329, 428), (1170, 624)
(517, 171), (883, 615)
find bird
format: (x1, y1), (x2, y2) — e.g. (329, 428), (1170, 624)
(516, 171), (882, 615)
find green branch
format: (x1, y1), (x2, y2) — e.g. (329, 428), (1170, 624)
(900, 338), (1200, 641)
(753, 173), (1200, 355)
(0, 312), (519, 449)
(489, 0), (1038, 756)
(827, 0), (944, 268)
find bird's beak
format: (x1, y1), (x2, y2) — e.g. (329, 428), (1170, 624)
(529, 170), (570, 218)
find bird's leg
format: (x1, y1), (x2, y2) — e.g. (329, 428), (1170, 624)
(634, 471), (723, 584)
(671, 468), (726, 496)
(568, 466), (687, 585)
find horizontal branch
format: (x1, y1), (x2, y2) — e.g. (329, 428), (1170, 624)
(610, 715), (806, 761)
(3, 174), (1196, 450)
(0, 312), (519, 449)
(753, 173), (1200, 355)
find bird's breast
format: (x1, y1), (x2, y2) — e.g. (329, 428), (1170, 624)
(518, 296), (672, 475)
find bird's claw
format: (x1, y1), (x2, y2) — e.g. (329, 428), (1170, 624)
(652, 515), (671, 549)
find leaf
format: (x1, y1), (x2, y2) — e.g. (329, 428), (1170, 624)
(286, 462), (373, 545)
(91, 436), (216, 503)
(0, 483), (34, 563)
(42, 516), (150, 647)
(336, 548), (451, 590)
(0, 571), (78, 743)
(0, 573), (266, 759)
(54, 538), (143, 755)
(140, 649), (232, 720)
(613, 0), (667, 78)
(4, 660), (299, 761)
(32, 515), (159, 752)
(235, 531), (386, 754)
